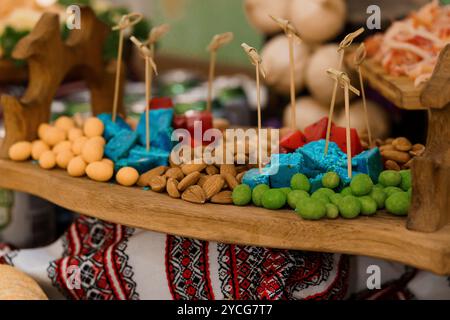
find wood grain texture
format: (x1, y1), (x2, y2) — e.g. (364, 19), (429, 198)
(0, 7), (123, 158)
(0, 159), (449, 275)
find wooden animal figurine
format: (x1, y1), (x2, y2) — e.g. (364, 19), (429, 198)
(0, 7), (123, 158)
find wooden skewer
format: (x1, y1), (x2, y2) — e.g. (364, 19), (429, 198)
(327, 68), (360, 178)
(354, 43), (372, 146)
(242, 43), (266, 173)
(324, 27), (364, 155)
(111, 13), (143, 123)
(269, 15), (301, 130)
(206, 32), (234, 112)
(130, 36), (158, 151)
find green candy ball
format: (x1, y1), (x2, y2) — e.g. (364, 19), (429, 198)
(278, 187), (292, 196)
(261, 189), (287, 210)
(295, 198), (327, 220)
(350, 174), (374, 196)
(379, 170), (402, 187)
(322, 172), (340, 189)
(315, 188), (335, 198)
(370, 188), (387, 209)
(329, 193), (344, 206)
(325, 203), (339, 219)
(287, 190), (309, 209)
(252, 184), (270, 207)
(399, 170), (412, 191)
(358, 196), (378, 216)
(385, 192), (411, 216)
(290, 173), (311, 192)
(384, 186), (403, 197)
(338, 195), (361, 219)
(232, 184), (252, 206)
(340, 186), (353, 196)
(311, 191), (330, 205)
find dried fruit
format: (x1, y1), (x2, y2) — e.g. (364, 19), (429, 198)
(211, 191), (233, 204)
(137, 166), (168, 187)
(236, 171), (246, 183)
(166, 178), (180, 198)
(178, 171), (201, 191)
(202, 174), (225, 199)
(182, 185), (207, 204)
(149, 175), (167, 192)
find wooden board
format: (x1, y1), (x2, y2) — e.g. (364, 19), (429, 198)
(1, 159), (449, 275)
(0, 59), (28, 84)
(359, 58), (427, 110)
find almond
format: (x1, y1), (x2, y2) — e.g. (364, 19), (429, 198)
(149, 175), (167, 192)
(392, 137), (412, 152)
(197, 174), (209, 187)
(236, 171), (246, 183)
(181, 163), (207, 175)
(182, 185), (206, 204)
(222, 172), (238, 190)
(178, 171), (201, 191)
(202, 174), (224, 199)
(235, 166), (248, 174)
(205, 165), (219, 175)
(379, 144), (395, 152)
(211, 191), (233, 204)
(410, 144), (425, 157)
(403, 158), (414, 169)
(220, 164), (236, 177)
(381, 150), (411, 164)
(165, 167), (184, 181)
(166, 178), (180, 198)
(137, 166), (168, 187)
(385, 160), (400, 171)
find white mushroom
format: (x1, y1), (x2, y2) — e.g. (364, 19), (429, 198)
(290, 0), (346, 44)
(261, 34), (311, 95)
(244, 0), (290, 34)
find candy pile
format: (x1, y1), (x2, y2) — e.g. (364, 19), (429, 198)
(232, 169), (412, 220)
(144, 162), (249, 205)
(376, 137), (425, 171)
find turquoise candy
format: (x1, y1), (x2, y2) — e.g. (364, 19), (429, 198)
(105, 129), (139, 162)
(242, 168), (270, 189)
(309, 173), (324, 193)
(137, 108), (174, 152)
(127, 146), (169, 173)
(97, 113), (131, 141)
(352, 148), (383, 183)
(268, 153), (303, 188)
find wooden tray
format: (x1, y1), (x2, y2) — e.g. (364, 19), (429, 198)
(1, 159), (449, 275)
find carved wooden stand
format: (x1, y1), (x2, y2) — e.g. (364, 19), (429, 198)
(0, 7), (123, 158)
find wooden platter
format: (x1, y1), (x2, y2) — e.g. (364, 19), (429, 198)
(1, 159), (449, 275)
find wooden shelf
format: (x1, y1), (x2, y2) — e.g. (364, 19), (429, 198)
(1, 159), (449, 275)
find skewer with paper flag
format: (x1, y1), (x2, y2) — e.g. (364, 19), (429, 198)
(327, 68), (360, 178)
(130, 36), (158, 151)
(324, 27), (364, 155)
(111, 13), (143, 123)
(270, 15), (302, 130)
(241, 43), (266, 173)
(206, 32), (234, 112)
(353, 43), (373, 147)
(144, 24), (170, 107)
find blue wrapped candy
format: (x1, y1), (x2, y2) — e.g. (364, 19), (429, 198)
(242, 168), (270, 189)
(97, 113), (131, 141)
(352, 148), (383, 183)
(268, 153), (303, 188)
(105, 130), (139, 162)
(137, 109), (174, 152)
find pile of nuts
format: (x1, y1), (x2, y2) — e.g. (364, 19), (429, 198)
(138, 162), (249, 204)
(376, 137), (426, 171)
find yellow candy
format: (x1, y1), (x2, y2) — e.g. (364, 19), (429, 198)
(67, 128), (83, 142)
(86, 161), (113, 182)
(56, 150), (74, 169)
(9, 141), (32, 161)
(39, 151), (56, 169)
(81, 138), (104, 163)
(116, 167), (139, 187)
(83, 117), (104, 138)
(54, 116), (75, 132)
(31, 140), (50, 160)
(67, 156), (87, 177)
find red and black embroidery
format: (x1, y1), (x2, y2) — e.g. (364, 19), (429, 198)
(165, 236), (215, 300)
(47, 216), (138, 300)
